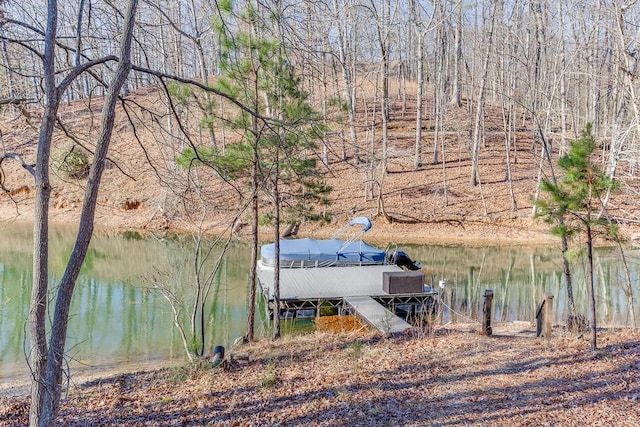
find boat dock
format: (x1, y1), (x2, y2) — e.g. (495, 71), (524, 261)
(256, 262), (437, 333)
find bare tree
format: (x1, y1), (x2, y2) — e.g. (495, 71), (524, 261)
(409, 0), (436, 170)
(410, 0), (425, 170)
(449, 0), (463, 107)
(0, 1), (142, 424)
(368, 0), (398, 174)
(331, 0), (359, 162)
(469, 0), (497, 187)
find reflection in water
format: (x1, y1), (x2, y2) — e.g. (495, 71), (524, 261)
(1, 222), (639, 382)
(409, 244), (640, 327)
(0, 222), (258, 381)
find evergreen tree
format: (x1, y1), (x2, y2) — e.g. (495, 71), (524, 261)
(179, 0), (330, 340)
(537, 124), (618, 350)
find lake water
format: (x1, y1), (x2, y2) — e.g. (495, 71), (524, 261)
(1, 221), (639, 387)
(0, 222), (263, 388)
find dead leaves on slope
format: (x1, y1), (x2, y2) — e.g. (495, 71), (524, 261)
(2, 326), (640, 426)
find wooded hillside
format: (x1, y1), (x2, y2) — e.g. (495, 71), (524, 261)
(2, 0), (640, 241)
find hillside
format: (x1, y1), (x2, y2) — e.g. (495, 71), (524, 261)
(1, 85), (639, 245)
(2, 323), (640, 426)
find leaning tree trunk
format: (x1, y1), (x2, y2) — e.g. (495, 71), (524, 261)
(37, 2), (139, 425)
(615, 242), (637, 329)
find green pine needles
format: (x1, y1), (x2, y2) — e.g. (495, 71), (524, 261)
(537, 123), (618, 237)
(536, 123), (619, 350)
(178, 0), (331, 225)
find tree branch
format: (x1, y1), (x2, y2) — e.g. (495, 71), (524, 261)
(55, 116), (135, 181)
(0, 97), (28, 105)
(56, 55), (118, 95)
(0, 152), (35, 196)
(0, 152), (36, 177)
(131, 65), (273, 123)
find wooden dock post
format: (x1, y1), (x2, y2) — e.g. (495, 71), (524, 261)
(481, 289), (494, 336)
(535, 293), (554, 338)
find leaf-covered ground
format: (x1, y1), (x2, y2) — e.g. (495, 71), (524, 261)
(2, 322), (639, 426)
(3, 85), (640, 246)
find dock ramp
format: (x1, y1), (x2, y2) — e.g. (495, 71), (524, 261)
(343, 296), (413, 333)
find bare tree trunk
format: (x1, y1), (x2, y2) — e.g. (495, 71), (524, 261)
(243, 3), (268, 341)
(410, 0), (437, 170)
(371, 0), (394, 173)
(272, 0), (285, 341)
(433, 1), (446, 165)
(332, 0), (358, 162)
(450, 0), (462, 107)
(412, 0), (424, 170)
(321, 49), (330, 166)
(273, 156), (281, 340)
(616, 243), (637, 329)
(0, 32), (16, 101)
(381, 54), (389, 173)
(586, 222), (597, 351)
(558, 1), (568, 154)
(561, 234), (577, 329)
(246, 150), (258, 342)
(470, 2), (496, 187)
(32, 2), (139, 425)
(502, 100), (517, 212)
(440, 126), (449, 206)
(612, 0), (640, 167)
(74, 0), (88, 98)
(159, 289), (195, 363)
(29, 1), (59, 423)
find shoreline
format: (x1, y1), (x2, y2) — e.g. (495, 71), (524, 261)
(0, 358), (184, 400)
(1, 212), (636, 402)
(1, 210), (565, 247)
(4, 193), (639, 248)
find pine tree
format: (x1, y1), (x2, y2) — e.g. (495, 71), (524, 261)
(179, 0), (330, 340)
(537, 124), (618, 350)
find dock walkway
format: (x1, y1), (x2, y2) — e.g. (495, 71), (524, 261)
(343, 296), (413, 333)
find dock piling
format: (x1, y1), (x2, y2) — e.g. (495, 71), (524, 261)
(481, 289), (494, 336)
(536, 293), (554, 338)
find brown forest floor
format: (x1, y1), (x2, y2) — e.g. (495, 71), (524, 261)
(1, 85), (640, 245)
(2, 323), (640, 426)
(2, 86), (640, 425)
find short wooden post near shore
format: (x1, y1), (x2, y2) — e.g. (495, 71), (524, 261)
(536, 293), (554, 339)
(481, 289), (494, 336)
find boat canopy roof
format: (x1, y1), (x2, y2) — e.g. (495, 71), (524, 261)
(260, 237), (387, 264)
(348, 216), (372, 232)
